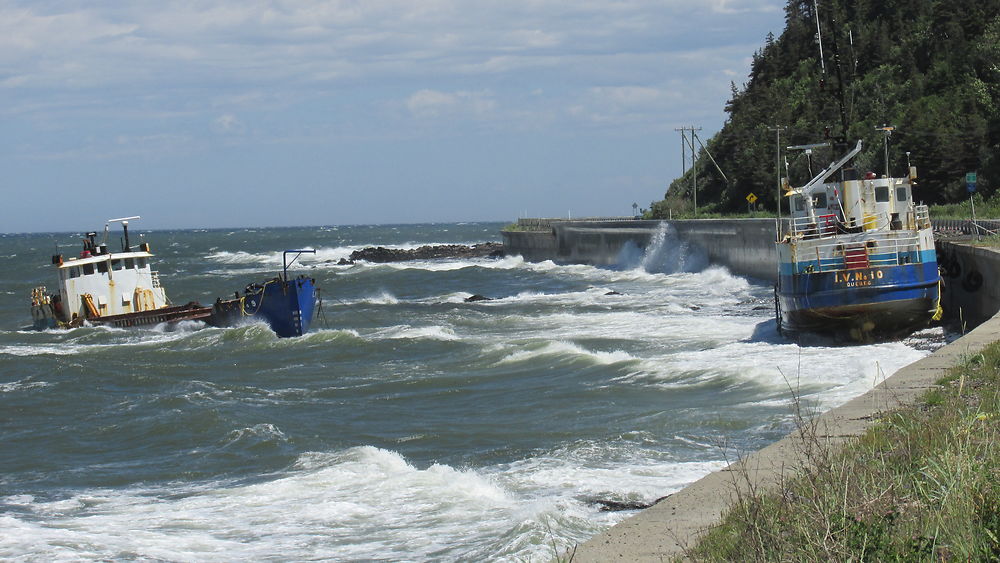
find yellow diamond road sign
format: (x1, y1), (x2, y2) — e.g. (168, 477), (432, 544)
(746, 192), (758, 204)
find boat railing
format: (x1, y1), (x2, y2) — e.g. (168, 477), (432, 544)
(802, 235), (923, 274)
(790, 206), (932, 240)
(913, 205), (931, 230)
(789, 214), (840, 239)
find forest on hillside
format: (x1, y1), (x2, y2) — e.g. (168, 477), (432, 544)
(650, 0), (1000, 217)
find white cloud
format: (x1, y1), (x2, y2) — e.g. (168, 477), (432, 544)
(405, 89), (497, 119)
(212, 113), (245, 134)
(1, 1), (784, 172)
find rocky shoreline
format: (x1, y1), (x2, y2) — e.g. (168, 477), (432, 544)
(332, 242), (504, 264)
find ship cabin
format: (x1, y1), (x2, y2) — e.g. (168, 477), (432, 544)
(52, 229), (169, 324)
(788, 169), (927, 239)
(781, 142), (933, 275)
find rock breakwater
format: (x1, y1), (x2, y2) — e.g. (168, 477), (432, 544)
(337, 243), (504, 264)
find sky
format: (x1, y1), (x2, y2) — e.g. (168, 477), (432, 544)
(1, 0), (785, 232)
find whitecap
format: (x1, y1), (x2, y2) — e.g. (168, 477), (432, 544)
(495, 341), (637, 367)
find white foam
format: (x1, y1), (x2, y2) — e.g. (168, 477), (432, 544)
(0, 378), (51, 393)
(0, 344), (81, 356)
(360, 291), (399, 305)
(0, 443), (733, 562)
(370, 324), (460, 342)
(495, 341), (637, 367)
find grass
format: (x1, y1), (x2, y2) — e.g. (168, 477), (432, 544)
(930, 193), (1000, 221)
(968, 235), (1000, 248)
(687, 341), (1000, 561)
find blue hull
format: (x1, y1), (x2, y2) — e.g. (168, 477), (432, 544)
(775, 261), (940, 340)
(252, 276), (316, 337)
(211, 276), (316, 337)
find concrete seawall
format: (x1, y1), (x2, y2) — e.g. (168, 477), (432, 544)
(938, 240), (1000, 329)
(502, 218), (780, 281)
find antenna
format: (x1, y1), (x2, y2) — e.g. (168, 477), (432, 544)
(813, 0), (826, 76)
(106, 216), (140, 252)
(107, 216), (141, 224)
(876, 125), (895, 178)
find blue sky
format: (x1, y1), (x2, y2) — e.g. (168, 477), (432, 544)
(2, 1), (784, 232)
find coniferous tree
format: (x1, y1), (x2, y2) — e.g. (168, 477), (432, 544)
(650, 0), (1000, 217)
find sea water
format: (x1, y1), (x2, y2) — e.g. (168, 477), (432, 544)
(0, 222), (944, 561)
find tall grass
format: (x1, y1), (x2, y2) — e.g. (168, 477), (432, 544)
(689, 342), (1000, 561)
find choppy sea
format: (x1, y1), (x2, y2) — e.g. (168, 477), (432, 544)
(0, 222), (945, 561)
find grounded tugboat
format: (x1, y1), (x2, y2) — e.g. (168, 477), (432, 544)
(209, 250), (318, 338)
(29, 219), (319, 338)
(29, 216), (212, 330)
(774, 140), (941, 341)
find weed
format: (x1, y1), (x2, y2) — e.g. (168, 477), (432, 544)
(687, 341), (1000, 561)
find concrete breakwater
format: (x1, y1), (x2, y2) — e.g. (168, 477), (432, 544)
(502, 218), (779, 281)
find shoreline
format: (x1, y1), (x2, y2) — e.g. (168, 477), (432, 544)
(571, 314), (1000, 561)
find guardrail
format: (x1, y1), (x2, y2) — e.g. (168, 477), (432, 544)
(932, 219), (1000, 236)
(513, 217), (638, 230)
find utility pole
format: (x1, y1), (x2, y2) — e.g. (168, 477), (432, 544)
(676, 128), (687, 177)
(676, 126), (702, 215)
(768, 126), (786, 234)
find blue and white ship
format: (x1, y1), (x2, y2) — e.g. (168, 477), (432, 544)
(209, 250), (318, 338)
(774, 140), (941, 340)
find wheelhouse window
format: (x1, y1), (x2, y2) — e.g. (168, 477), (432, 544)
(812, 193), (828, 209)
(83, 263), (95, 275)
(875, 186), (890, 202)
(68, 267), (81, 279)
(112, 259), (123, 270)
(896, 187), (909, 202)
(792, 195), (805, 212)
(136, 257), (148, 269)
(97, 261), (109, 274)
(125, 258), (135, 269)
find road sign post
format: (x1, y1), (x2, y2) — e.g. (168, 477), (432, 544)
(967, 172), (979, 240)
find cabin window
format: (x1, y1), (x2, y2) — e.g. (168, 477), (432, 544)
(97, 261), (109, 274)
(812, 193), (828, 209)
(875, 186), (890, 202)
(69, 267), (81, 279)
(125, 258), (135, 269)
(792, 196), (805, 212)
(83, 263), (95, 275)
(112, 259), (123, 270)
(136, 257), (148, 269)
(896, 187), (909, 202)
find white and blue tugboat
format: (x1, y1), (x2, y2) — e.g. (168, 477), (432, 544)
(208, 250), (318, 338)
(774, 141), (941, 340)
(29, 216), (213, 330)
